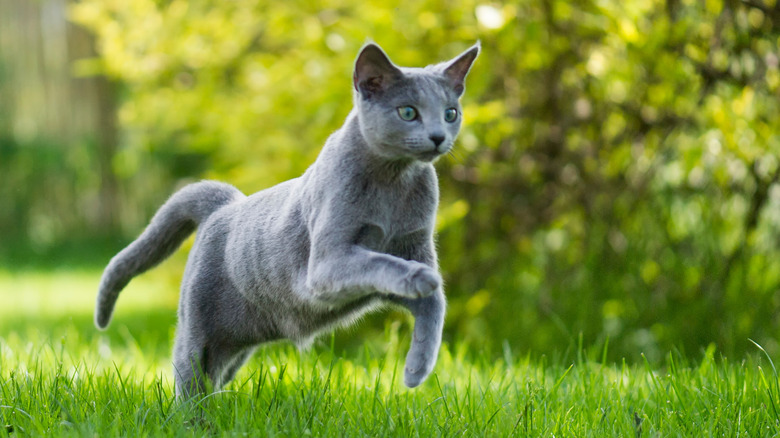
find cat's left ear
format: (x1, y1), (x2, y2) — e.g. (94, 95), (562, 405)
(442, 42), (480, 96)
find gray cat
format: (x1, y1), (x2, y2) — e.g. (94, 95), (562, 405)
(95, 42), (479, 397)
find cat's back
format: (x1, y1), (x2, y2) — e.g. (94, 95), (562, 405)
(214, 177), (310, 296)
(233, 177), (305, 230)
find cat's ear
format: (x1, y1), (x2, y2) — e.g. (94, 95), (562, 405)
(442, 42), (480, 96)
(353, 43), (403, 98)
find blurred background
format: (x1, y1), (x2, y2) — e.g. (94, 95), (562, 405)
(1, 0), (780, 363)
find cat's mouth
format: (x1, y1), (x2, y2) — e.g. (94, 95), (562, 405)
(389, 139), (450, 162)
(400, 138), (446, 161)
(415, 149), (445, 162)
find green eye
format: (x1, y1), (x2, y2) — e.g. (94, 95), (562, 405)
(397, 106), (417, 121)
(444, 108), (458, 123)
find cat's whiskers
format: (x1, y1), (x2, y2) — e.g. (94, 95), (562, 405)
(442, 145), (463, 162)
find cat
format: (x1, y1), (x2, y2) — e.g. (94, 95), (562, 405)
(95, 41), (480, 397)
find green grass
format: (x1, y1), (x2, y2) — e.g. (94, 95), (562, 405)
(2, 271), (780, 436)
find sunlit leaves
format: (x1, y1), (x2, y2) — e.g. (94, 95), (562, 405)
(69, 0), (780, 361)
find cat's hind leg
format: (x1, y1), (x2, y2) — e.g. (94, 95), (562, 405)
(172, 291), (239, 397)
(173, 334), (250, 397)
(218, 347), (255, 387)
(172, 331), (209, 398)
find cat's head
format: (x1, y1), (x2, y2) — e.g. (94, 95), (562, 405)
(352, 42), (479, 162)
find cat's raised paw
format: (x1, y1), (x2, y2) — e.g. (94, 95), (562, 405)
(407, 267), (441, 298)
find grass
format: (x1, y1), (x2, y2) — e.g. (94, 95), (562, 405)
(1, 270), (780, 436)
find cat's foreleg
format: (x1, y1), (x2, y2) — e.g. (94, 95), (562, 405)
(307, 239), (446, 388)
(389, 289), (445, 387)
(387, 238), (445, 387)
(306, 245), (442, 305)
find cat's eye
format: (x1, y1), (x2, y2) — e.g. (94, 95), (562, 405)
(397, 106), (418, 121)
(444, 108), (458, 123)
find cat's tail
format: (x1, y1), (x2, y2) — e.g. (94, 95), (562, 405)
(95, 180), (244, 330)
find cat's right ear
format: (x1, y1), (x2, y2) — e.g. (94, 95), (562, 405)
(353, 43), (403, 99)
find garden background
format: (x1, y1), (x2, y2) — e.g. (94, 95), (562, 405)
(2, 0), (780, 367)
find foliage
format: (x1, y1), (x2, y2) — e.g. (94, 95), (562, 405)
(0, 137), (99, 251)
(5, 0), (772, 361)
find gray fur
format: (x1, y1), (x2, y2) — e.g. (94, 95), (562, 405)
(95, 42), (479, 397)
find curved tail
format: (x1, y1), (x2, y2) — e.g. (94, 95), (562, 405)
(95, 181), (244, 329)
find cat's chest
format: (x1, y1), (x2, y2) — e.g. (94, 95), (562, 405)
(314, 160), (438, 253)
(352, 221), (427, 255)
(352, 188), (435, 252)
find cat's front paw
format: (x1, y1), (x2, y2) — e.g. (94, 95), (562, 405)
(406, 267), (442, 298)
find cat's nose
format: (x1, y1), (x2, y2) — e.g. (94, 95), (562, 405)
(429, 134), (445, 148)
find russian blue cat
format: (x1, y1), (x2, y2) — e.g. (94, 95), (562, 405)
(95, 42), (479, 397)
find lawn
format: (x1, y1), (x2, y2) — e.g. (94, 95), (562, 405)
(1, 270), (779, 437)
